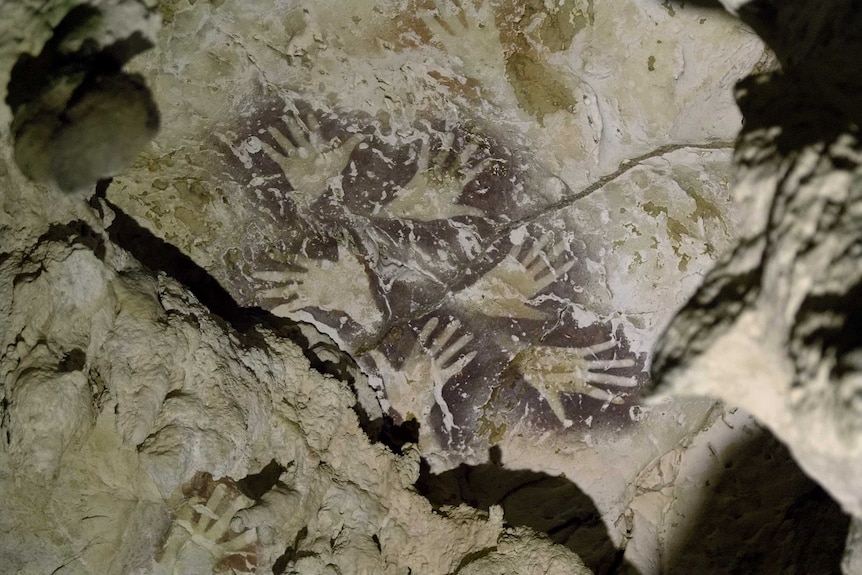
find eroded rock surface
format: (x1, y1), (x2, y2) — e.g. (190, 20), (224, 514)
(651, 0), (862, 525)
(0, 152), (590, 573)
(1, 0), (856, 573)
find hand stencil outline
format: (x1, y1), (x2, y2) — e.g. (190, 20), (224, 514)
(376, 134), (490, 221)
(259, 113), (363, 210)
(510, 338), (638, 424)
(455, 231), (576, 320)
(369, 317), (477, 443)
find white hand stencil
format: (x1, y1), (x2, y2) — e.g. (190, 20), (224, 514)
(456, 231), (576, 320)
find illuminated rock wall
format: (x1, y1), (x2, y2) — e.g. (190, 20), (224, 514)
(0, 0), (855, 573)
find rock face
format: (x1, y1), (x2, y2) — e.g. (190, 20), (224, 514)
(0, 164), (591, 574)
(651, 0), (862, 521)
(0, 0), (857, 573)
(5, 2), (161, 191)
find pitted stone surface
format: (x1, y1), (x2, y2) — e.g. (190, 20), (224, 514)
(0, 0), (854, 573)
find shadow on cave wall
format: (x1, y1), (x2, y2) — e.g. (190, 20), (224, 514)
(416, 445), (639, 575)
(663, 426), (850, 575)
(416, 433), (849, 575)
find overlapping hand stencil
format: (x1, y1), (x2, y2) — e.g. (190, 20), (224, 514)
(369, 317), (476, 446)
(377, 134), (489, 221)
(157, 474), (258, 574)
(260, 113), (362, 210)
(253, 244), (383, 331)
(421, 0), (508, 88)
(509, 338), (638, 424)
(456, 231), (576, 320)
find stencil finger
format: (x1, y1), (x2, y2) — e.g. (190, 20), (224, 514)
(553, 256), (576, 278)
(585, 358), (636, 371)
(581, 386), (619, 403)
(429, 319), (461, 356)
(434, 133), (456, 166)
(445, 350), (477, 380)
(522, 232), (552, 268)
(222, 527), (259, 553)
(572, 339), (619, 357)
(421, 11), (450, 40)
(417, 316), (439, 348)
(415, 137), (431, 172)
(589, 372), (638, 387)
(462, 156), (494, 185)
(283, 115), (310, 149)
(462, 0), (484, 29)
(438, 332), (474, 366)
(458, 142), (479, 166)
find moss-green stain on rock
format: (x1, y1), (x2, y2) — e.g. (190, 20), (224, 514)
(505, 0), (594, 123)
(661, 0), (677, 17)
(666, 217), (691, 245)
(477, 386), (508, 444)
(674, 247), (690, 271)
(642, 199), (696, 271)
(672, 165), (728, 233)
(506, 52), (578, 125)
(642, 201), (668, 218)
(517, 0), (594, 53)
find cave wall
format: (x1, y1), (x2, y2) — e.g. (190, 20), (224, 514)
(0, 0), (857, 573)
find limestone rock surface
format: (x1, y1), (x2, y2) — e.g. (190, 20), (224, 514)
(1, 0), (856, 573)
(651, 0), (862, 524)
(0, 151), (589, 573)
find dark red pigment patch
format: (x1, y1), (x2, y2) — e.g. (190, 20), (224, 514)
(206, 91), (653, 448)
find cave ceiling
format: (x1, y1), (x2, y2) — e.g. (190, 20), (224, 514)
(108, 0), (766, 481)
(5, 0), (854, 573)
(108, 0), (769, 538)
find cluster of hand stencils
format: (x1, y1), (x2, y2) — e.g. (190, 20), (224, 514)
(217, 0), (646, 448)
(221, 107), (645, 445)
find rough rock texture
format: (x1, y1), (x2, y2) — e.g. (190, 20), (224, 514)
(0, 157), (591, 573)
(97, 0), (786, 570)
(4, 0), (161, 191)
(0, 0), (857, 573)
(651, 0), (862, 521)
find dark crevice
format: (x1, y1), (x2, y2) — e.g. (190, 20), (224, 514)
(1, 396), (9, 446)
(58, 348), (86, 372)
(162, 389), (186, 401)
(12, 267), (45, 286)
(416, 446), (639, 575)
(37, 219), (106, 260)
(100, 189), (267, 336)
(96, 183), (408, 454)
(13, 220), (106, 286)
(236, 459), (288, 501)
(272, 526), (312, 575)
(450, 546), (498, 574)
(271, 549), (290, 575)
(359, 413), (420, 455)
(97, 184), (300, 344)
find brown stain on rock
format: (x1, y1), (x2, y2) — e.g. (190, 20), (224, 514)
(512, 0), (592, 52)
(387, 0), (592, 123)
(505, 52), (577, 124)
